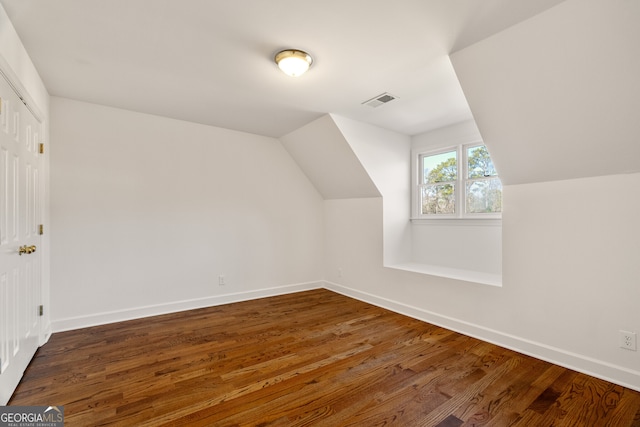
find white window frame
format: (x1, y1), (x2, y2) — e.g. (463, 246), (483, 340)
(412, 143), (502, 220)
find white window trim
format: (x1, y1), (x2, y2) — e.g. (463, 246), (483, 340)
(411, 142), (502, 220)
(411, 218), (502, 226)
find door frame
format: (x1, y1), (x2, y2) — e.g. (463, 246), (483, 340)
(0, 59), (50, 348)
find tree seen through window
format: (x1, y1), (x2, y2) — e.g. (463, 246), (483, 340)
(419, 145), (501, 216)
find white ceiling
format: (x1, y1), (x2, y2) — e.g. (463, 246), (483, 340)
(451, 0), (640, 185)
(0, 0), (565, 137)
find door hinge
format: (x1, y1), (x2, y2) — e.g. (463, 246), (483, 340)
(39, 224), (44, 235)
(39, 305), (44, 316)
(39, 143), (45, 154)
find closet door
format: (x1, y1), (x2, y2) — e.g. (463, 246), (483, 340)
(0, 74), (43, 405)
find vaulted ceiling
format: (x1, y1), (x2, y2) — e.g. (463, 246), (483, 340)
(0, 0), (565, 137)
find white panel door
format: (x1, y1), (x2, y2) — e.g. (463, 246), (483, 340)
(0, 74), (43, 405)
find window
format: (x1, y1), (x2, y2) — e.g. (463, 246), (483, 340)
(419, 149), (457, 215)
(416, 144), (502, 218)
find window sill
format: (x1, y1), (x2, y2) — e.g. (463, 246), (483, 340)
(411, 218), (502, 227)
(388, 262), (502, 287)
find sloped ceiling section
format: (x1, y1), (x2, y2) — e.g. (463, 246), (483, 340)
(279, 115), (380, 200)
(450, 0), (640, 186)
(0, 0), (566, 138)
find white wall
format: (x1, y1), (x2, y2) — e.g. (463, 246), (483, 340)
(50, 97), (325, 330)
(324, 198), (384, 286)
(410, 223), (501, 274)
(330, 115), (411, 266)
(503, 174), (640, 371)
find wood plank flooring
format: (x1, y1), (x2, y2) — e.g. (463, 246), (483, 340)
(9, 289), (640, 426)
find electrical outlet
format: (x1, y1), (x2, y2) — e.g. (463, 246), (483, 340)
(620, 330), (637, 351)
(218, 275), (225, 286)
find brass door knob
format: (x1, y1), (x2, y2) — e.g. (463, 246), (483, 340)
(18, 245), (37, 255)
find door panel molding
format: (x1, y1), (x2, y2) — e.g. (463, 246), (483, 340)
(0, 68), (45, 405)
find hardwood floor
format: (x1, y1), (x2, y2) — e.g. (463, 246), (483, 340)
(9, 289), (640, 426)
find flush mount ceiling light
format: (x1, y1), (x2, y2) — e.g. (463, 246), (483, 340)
(274, 49), (313, 77)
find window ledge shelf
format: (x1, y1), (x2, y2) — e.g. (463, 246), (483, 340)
(411, 218), (502, 226)
(388, 262), (502, 287)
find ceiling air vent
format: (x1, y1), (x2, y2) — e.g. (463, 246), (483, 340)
(362, 92), (397, 108)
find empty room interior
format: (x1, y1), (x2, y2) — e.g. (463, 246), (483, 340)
(1, 0), (639, 425)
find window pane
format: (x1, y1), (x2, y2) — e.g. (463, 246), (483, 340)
(421, 184), (455, 214)
(467, 145), (498, 179)
(466, 178), (502, 213)
(422, 151), (457, 184)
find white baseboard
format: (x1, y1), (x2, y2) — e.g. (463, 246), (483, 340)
(52, 281), (323, 333)
(323, 281), (640, 393)
(50, 279), (640, 392)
